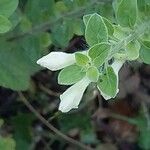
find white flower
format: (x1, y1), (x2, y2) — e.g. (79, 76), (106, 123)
(59, 77), (91, 112)
(100, 60), (124, 100)
(37, 52), (76, 71)
(111, 60), (124, 77)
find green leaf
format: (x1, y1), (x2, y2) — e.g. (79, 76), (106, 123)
(145, 0), (150, 5)
(52, 19), (74, 47)
(83, 14), (92, 26)
(88, 43), (110, 67)
(141, 40), (150, 49)
(85, 13), (108, 46)
(19, 16), (32, 33)
(0, 35), (42, 91)
(83, 13), (114, 36)
(97, 67), (118, 98)
(9, 10), (22, 30)
(72, 19), (84, 36)
(12, 114), (34, 150)
(0, 0), (18, 17)
(116, 0), (138, 27)
(0, 15), (12, 33)
(140, 45), (150, 64)
(86, 66), (99, 82)
(54, 1), (68, 15)
(58, 64), (86, 85)
(25, 0), (55, 25)
(113, 25), (131, 39)
(138, 128), (150, 150)
(75, 52), (89, 66)
(126, 40), (141, 60)
(0, 136), (16, 150)
(39, 32), (52, 48)
(133, 114), (150, 150)
(0, 41), (30, 90)
(103, 17), (114, 36)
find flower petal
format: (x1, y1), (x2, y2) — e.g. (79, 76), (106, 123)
(37, 52), (75, 71)
(111, 60), (124, 78)
(59, 77), (90, 112)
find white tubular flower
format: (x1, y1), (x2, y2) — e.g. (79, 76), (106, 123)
(59, 77), (91, 112)
(37, 52), (76, 71)
(101, 60), (124, 100)
(111, 60), (124, 78)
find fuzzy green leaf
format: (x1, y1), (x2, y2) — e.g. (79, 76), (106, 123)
(0, 0), (18, 17)
(85, 13), (108, 46)
(97, 67), (118, 98)
(0, 136), (16, 150)
(83, 14), (92, 26)
(0, 15), (12, 33)
(86, 66), (99, 82)
(88, 43), (110, 67)
(75, 53), (89, 66)
(116, 0), (138, 27)
(58, 65), (86, 85)
(140, 45), (150, 64)
(141, 40), (150, 49)
(126, 40), (141, 60)
(103, 17), (114, 36)
(84, 15), (114, 36)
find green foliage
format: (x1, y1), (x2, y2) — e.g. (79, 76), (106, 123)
(97, 67), (118, 98)
(103, 17), (114, 36)
(0, 0), (18, 34)
(0, 136), (16, 150)
(52, 20), (74, 48)
(0, 0), (149, 96)
(140, 44), (150, 64)
(12, 114), (34, 150)
(0, 0), (18, 17)
(0, 0), (150, 149)
(75, 52), (89, 66)
(58, 64), (86, 85)
(85, 13), (108, 46)
(126, 40), (141, 60)
(0, 35), (43, 90)
(142, 40), (150, 49)
(88, 43), (110, 67)
(0, 15), (12, 33)
(58, 112), (97, 145)
(0, 119), (16, 150)
(86, 66), (99, 82)
(0, 40), (30, 90)
(116, 0), (138, 27)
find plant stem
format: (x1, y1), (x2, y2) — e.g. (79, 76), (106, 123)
(18, 92), (94, 150)
(109, 20), (150, 58)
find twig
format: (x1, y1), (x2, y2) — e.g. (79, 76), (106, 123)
(39, 84), (60, 97)
(18, 92), (94, 150)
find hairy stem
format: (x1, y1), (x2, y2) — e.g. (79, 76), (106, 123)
(109, 20), (150, 58)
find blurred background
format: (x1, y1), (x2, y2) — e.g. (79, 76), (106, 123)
(0, 0), (150, 150)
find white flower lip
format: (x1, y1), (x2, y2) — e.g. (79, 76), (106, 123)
(58, 77), (90, 113)
(37, 52), (76, 71)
